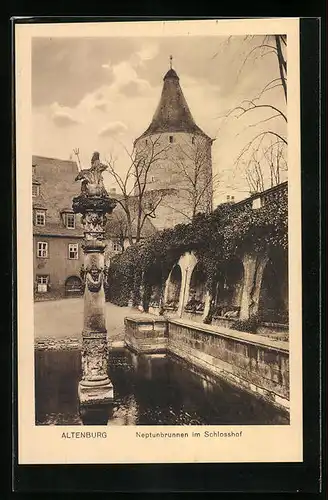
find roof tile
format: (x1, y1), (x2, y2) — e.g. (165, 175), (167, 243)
(136, 68), (211, 141)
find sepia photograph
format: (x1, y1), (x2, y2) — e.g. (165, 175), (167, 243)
(16, 18), (303, 464)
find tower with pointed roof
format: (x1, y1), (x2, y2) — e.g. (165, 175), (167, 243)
(134, 61), (213, 230)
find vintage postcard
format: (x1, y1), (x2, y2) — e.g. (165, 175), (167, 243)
(15, 18), (303, 465)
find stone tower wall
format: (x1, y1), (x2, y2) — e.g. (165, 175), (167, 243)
(134, 131), (213, 229)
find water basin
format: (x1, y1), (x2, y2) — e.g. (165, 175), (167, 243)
(35, 348), (289, 426)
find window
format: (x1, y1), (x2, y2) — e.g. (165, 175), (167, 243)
(36, 275), (49, 293)
(66, 213), (75, 229)
(36, 210), (46, 226)
(37, 242), (48, 258)
(68, 243), (78, 259)
(113, 242), (121, 252)
(32, 183), (40, 197)
(192, 136), (195, 145)
(151, 176), (156, 182)
(169, 135), (174, 143)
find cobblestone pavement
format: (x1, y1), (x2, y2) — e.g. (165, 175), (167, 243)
(34, 298), (153, 343)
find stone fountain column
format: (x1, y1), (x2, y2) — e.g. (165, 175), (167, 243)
(72, 153), (116, 413)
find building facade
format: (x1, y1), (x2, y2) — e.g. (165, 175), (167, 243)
(134, 66), (214, 230)
(32, 155), (85, 299)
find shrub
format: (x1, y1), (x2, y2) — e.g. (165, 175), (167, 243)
(232, 315), (260, 333)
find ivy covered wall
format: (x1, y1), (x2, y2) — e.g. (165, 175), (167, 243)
(105, 185), (288, 311)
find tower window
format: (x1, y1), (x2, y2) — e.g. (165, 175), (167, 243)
(145, 139), (148, 146)
(169, 135), (174, 143)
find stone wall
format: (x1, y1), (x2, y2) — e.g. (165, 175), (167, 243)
(134, 132), (213, 230)
(168, 318), (289, 409)
(124, 316), (168, 354)
(124, 314), (290, 410)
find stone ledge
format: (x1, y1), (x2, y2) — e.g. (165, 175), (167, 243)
(34, 336), (123, 350)
(34, 337), (81, 350)
(124, 314), (166, 324)
(170, 318), (289, 353)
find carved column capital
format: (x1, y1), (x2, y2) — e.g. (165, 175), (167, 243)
(72, 194), (116, 216)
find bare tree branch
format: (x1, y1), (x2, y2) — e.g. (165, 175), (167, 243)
(236, 41), (278, 81)
(104, 136), (170, 244)
(233, 100), (287, 122)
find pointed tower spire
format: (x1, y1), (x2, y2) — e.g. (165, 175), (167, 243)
(136, 64), (211, 141)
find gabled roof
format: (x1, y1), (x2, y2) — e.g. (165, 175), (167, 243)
(32, 155), (84, 237)
(33, 223), (84, 238)
(136, 67), (211, 141)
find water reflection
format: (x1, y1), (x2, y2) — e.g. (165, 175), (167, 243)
(35, 348), (289, 426)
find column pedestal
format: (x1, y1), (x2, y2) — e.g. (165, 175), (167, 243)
(78, 377), (114, 406)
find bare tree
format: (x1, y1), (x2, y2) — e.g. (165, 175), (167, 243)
(234, 35), (287, 103)
(162, 136), (219, 222)
(215, 35), (288, 192)
(244, 151), (264, 194)
(105, 136), (172, 244)
(105, 208), (130, 253)
(264, 139), (288, 187)
(242, 137), (287, 193)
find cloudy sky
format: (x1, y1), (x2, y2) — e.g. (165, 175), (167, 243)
(32, 34), (287, 204)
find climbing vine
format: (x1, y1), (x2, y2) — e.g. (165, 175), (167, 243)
(106, 187), (288, 306)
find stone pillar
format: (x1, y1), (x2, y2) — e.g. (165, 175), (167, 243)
(139, 272), (145, 312)
(202, 290), (212, 322)
(158, 282), (165, 315)
(163, 272), (171, 305)
(240, 252), (269, 320)
(73, 178), (116, 411)
(177, 252), (197, 317)
(177, 266), (189, 317)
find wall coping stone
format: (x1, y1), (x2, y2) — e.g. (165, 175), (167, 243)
(170, 318), (289, 353)
(125, 314), (166, 324)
